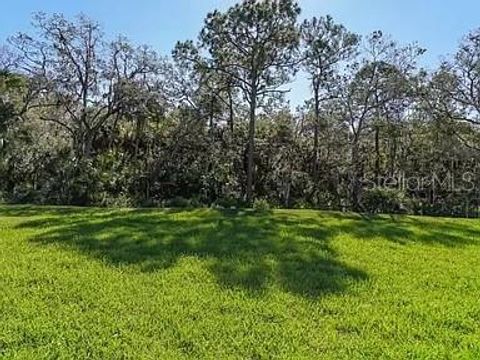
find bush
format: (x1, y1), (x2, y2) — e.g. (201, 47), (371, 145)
(213, 196), (244, 209)
(293, 199), (310, 209)
(9, 185), (41, 204)
(164, 196), (192, 208)
(361, 188), (411, 214)
(100, 193), (134, 208)
(252, 198), (271, 211)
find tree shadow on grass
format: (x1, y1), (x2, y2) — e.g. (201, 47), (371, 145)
(4, 207), (367, 298)
(324, 213), (480, 247)
(4, 206), (478, 298)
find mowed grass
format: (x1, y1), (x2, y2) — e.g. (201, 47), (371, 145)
(1, 206), (480, 359)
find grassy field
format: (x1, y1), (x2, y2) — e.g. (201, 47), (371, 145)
(1, 205), (479, 359)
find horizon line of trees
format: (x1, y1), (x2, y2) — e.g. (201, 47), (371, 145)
(1, 0), (480, 216)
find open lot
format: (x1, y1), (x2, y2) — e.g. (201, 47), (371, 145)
(1, 205), (479, 359)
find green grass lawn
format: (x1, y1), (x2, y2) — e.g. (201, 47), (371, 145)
(1, 205), (479, 359)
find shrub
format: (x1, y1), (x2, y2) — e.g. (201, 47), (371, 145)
(252, 198), (271, 211)
(100, 193), (134, 208)
(165, 196), (192, 208)
(213, 196), (244, 209)
(293, 199), (310, 209)
(361, 188), (411, 214)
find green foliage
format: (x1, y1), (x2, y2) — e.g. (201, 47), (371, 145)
(362, 187), (411, 214)
(1, 9), (480, 217)
(212, 196), (244, 209)
(1, 205), (480, 358)
(252, 198), (271, 211)
(0, 72), (24, 133)
(164, 196), (196, 208)
(99, 193), (135, 208)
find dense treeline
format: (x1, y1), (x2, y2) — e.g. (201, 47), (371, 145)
(1, 0), (480, 216)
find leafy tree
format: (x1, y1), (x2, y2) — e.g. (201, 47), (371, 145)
(1, 9), (480, 216)
(197, 0), (301, 204)
(428, 28), (480, 150)
(337, 31), (423, 208)
(301, 16), (359, 183)
(9, 13), (161, 158)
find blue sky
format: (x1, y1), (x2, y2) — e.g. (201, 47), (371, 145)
(1, 0), (479, 106)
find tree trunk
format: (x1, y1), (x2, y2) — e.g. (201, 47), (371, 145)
(351, 138), (362, 210)
(313, 82), (320, 182)
(284, 180), (291, 208)
(246, 89), (257, 205)
(134, 117), (144, 159)
(374, 125), (380, 185)
(228, 86), (234, 133)
(83, 131), (94, 158)
(389, 133), (397, 176)
(209, 97), (214, 133)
